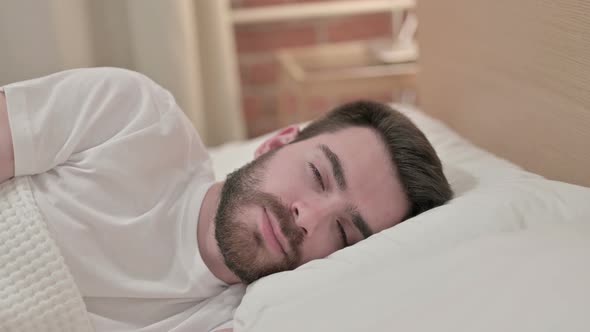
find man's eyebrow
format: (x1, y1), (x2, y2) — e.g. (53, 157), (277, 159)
(348, 205), (373, 239)
(317, 144), (374, 238)
(318, 144), (346, 190)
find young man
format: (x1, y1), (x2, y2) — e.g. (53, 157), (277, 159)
(0, 68), (452, 331)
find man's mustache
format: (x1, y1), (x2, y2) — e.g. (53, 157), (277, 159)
(249, 191), (305, 257)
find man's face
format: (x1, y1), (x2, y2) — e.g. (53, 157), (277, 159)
(215, 126), (409, 283)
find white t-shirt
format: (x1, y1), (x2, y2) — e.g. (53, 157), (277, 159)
(2, 68), (244, 331)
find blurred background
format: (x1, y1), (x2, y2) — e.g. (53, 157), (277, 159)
(0, 0), (416, 146)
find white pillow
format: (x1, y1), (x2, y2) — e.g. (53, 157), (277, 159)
(236, 219), (590, 332)
(208, 104), (590, 332)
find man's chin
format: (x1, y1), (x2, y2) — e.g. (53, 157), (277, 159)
(225, 254), (293, 284)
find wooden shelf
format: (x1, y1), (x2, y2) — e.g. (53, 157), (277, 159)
(231, 0), (415, 25)
(277, 41), (418, 126)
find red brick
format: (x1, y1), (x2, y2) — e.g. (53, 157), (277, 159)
(324, 13), (392, 43)
(233, 0), (288, 8)
(238, 64), (249, 87)
(234, 22), (317, 53)
(335, 90), (394, 106)
(373, 91), (396, 103)
(248, 115), (279, 137)
(246, 101), (280, 137)
(296, 0), (356, 3)
(277, 90), (298, 115)
(242, 94), (265, 122)
(233, 0), (353, 8)
(239, 58), (279, 85)
(305, 96), (334, 115)
(242, 90), (283, 136)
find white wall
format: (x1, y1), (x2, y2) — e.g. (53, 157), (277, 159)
(0, 0), (94, 84)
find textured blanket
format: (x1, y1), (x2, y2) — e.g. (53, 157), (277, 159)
(0, 177), (94, 332)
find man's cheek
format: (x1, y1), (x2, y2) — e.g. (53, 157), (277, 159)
(296, 246), (318, 267)
(299, 240), (337, 266)
(236, 204), (262, 229)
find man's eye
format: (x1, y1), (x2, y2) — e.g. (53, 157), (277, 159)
(336, 220), (349, 248)
(308, 162), (325, 191)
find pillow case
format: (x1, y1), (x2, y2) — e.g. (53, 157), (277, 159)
(232, 177), (590, 332)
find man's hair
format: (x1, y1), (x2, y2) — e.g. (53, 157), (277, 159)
(293, 100), (453, 219)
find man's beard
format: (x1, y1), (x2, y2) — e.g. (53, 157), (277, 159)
(215, 150), (304, 284)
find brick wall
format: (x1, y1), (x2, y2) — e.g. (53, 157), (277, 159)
(232, 0), (395, 137)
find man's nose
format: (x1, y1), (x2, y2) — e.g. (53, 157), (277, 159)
(291, 198), (339, 237)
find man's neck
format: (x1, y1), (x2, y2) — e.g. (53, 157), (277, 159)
(197, 181), (241, 284)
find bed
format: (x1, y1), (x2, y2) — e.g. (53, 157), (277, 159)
(207, 1), (590, 331)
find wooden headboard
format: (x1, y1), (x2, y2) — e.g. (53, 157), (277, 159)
(417, 0), (590, 187)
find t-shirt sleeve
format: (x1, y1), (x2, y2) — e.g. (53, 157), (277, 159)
(2, 67), (171, 176)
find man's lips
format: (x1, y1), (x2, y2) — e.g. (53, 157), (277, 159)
(262, 207), (288, 255)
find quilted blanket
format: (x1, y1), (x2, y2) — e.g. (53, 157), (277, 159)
(0, 177), (94, 332)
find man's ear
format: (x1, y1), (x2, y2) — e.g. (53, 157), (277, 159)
(255, 125), (300, 158)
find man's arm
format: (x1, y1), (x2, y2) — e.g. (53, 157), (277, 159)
(0, 90), (15, 184)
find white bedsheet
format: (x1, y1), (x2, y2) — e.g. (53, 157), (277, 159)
(208, 104), (590, 332)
